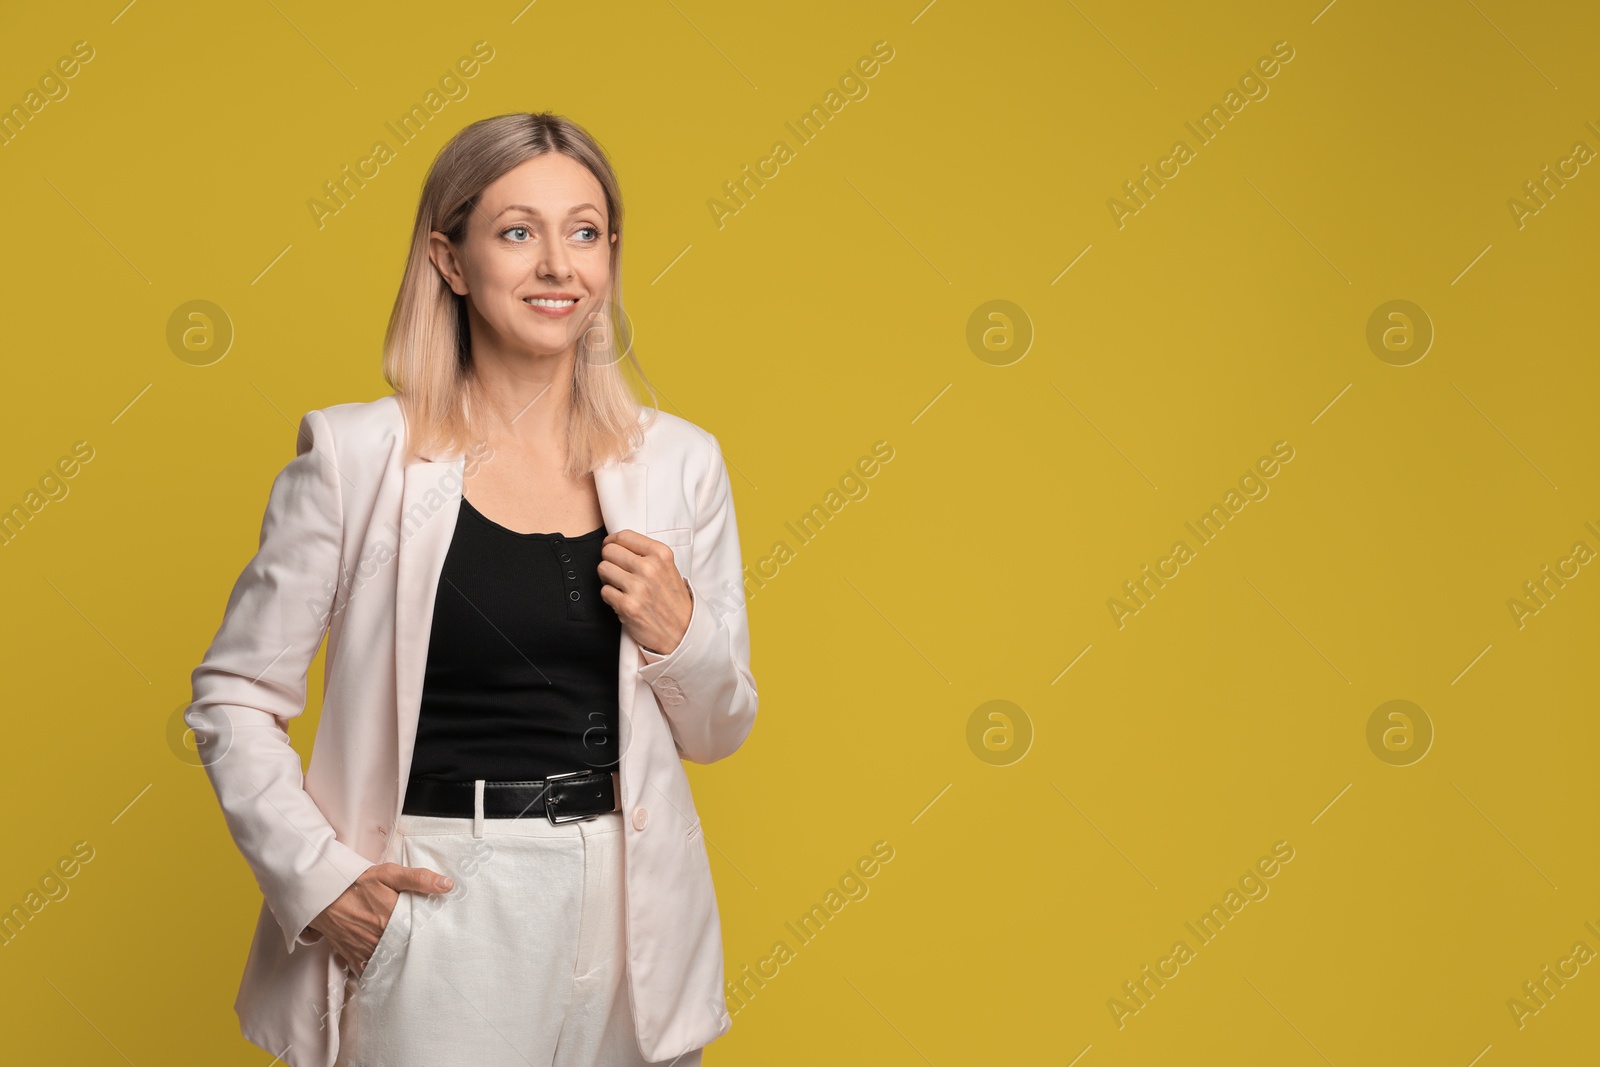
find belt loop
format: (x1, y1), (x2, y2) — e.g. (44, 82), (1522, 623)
(473, 779), (485, 839)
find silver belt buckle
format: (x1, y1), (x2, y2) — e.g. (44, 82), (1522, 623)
(544, 769), (602, 823)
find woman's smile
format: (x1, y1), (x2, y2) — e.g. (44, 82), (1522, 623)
(524, 294), (580, 317)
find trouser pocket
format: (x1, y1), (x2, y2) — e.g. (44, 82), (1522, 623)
(358, 838), (411, 990)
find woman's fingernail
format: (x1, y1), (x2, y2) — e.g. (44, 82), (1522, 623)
(440, 876), (454, 890)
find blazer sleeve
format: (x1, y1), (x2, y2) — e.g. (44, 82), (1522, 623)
(184, 408), (376, 956)
(635, 432), (759, 764)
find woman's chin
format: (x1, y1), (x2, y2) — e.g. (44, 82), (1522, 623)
(506, 328), (583, 359)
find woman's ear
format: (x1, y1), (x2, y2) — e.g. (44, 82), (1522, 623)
(428, 230), (469, 296)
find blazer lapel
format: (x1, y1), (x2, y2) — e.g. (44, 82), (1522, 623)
(390, 441), (649, 818)
(593, 455), (648, 777)
(393, 449), (465, 820)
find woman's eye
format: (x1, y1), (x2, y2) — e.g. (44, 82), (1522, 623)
(575, 226), (600, 242)
(503, 226), (531, 242)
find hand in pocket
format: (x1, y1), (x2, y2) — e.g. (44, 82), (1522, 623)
(308, 862), (456, 975)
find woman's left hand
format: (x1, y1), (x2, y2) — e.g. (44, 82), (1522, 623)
(598, 530), (694, 656)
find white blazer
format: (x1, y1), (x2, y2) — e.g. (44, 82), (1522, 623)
(185, 393), (757, 1067)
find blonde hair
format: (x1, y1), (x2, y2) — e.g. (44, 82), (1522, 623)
(382, 112), (658, 474)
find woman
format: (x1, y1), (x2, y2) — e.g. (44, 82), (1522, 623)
(185, 113), (758, 1067)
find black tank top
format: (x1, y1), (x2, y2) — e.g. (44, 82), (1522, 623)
(404, 496), (623, 790)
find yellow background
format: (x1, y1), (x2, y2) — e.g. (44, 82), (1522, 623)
(2, 0), (1596, 1063)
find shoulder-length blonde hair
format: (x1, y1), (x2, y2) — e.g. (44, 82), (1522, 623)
(382, 112), (658, 474)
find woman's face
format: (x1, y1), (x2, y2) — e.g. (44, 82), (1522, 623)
(430, 152), (618, 362)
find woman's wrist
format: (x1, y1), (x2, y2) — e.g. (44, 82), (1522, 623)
(641, 583), (693, 656)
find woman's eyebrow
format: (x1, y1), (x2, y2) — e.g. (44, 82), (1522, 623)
(493, 202), (602, 219)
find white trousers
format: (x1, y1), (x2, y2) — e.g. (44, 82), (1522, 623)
(336, 783), (704, 1067)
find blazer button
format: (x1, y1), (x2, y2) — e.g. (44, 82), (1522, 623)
(632, 807), (648, 830)
(658, 675), (678, 687)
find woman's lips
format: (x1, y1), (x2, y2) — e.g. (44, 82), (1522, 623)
(524, 296), (579, 318)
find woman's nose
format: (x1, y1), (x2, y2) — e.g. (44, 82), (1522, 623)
(538, 241), (573, 279)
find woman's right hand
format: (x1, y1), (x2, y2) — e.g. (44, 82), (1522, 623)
(306, 862), (456, 975)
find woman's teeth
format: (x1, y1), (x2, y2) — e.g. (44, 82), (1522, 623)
(525, 298), (578, 307)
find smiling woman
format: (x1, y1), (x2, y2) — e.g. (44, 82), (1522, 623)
(185, 112), (758, 1067)
(385, 119), (647, 483)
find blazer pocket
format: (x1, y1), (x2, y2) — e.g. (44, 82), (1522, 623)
(648, 526), (693, 546)
(648, 527), (693, 579)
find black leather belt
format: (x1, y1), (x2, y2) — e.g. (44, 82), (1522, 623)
(402, 769), (619, 823)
